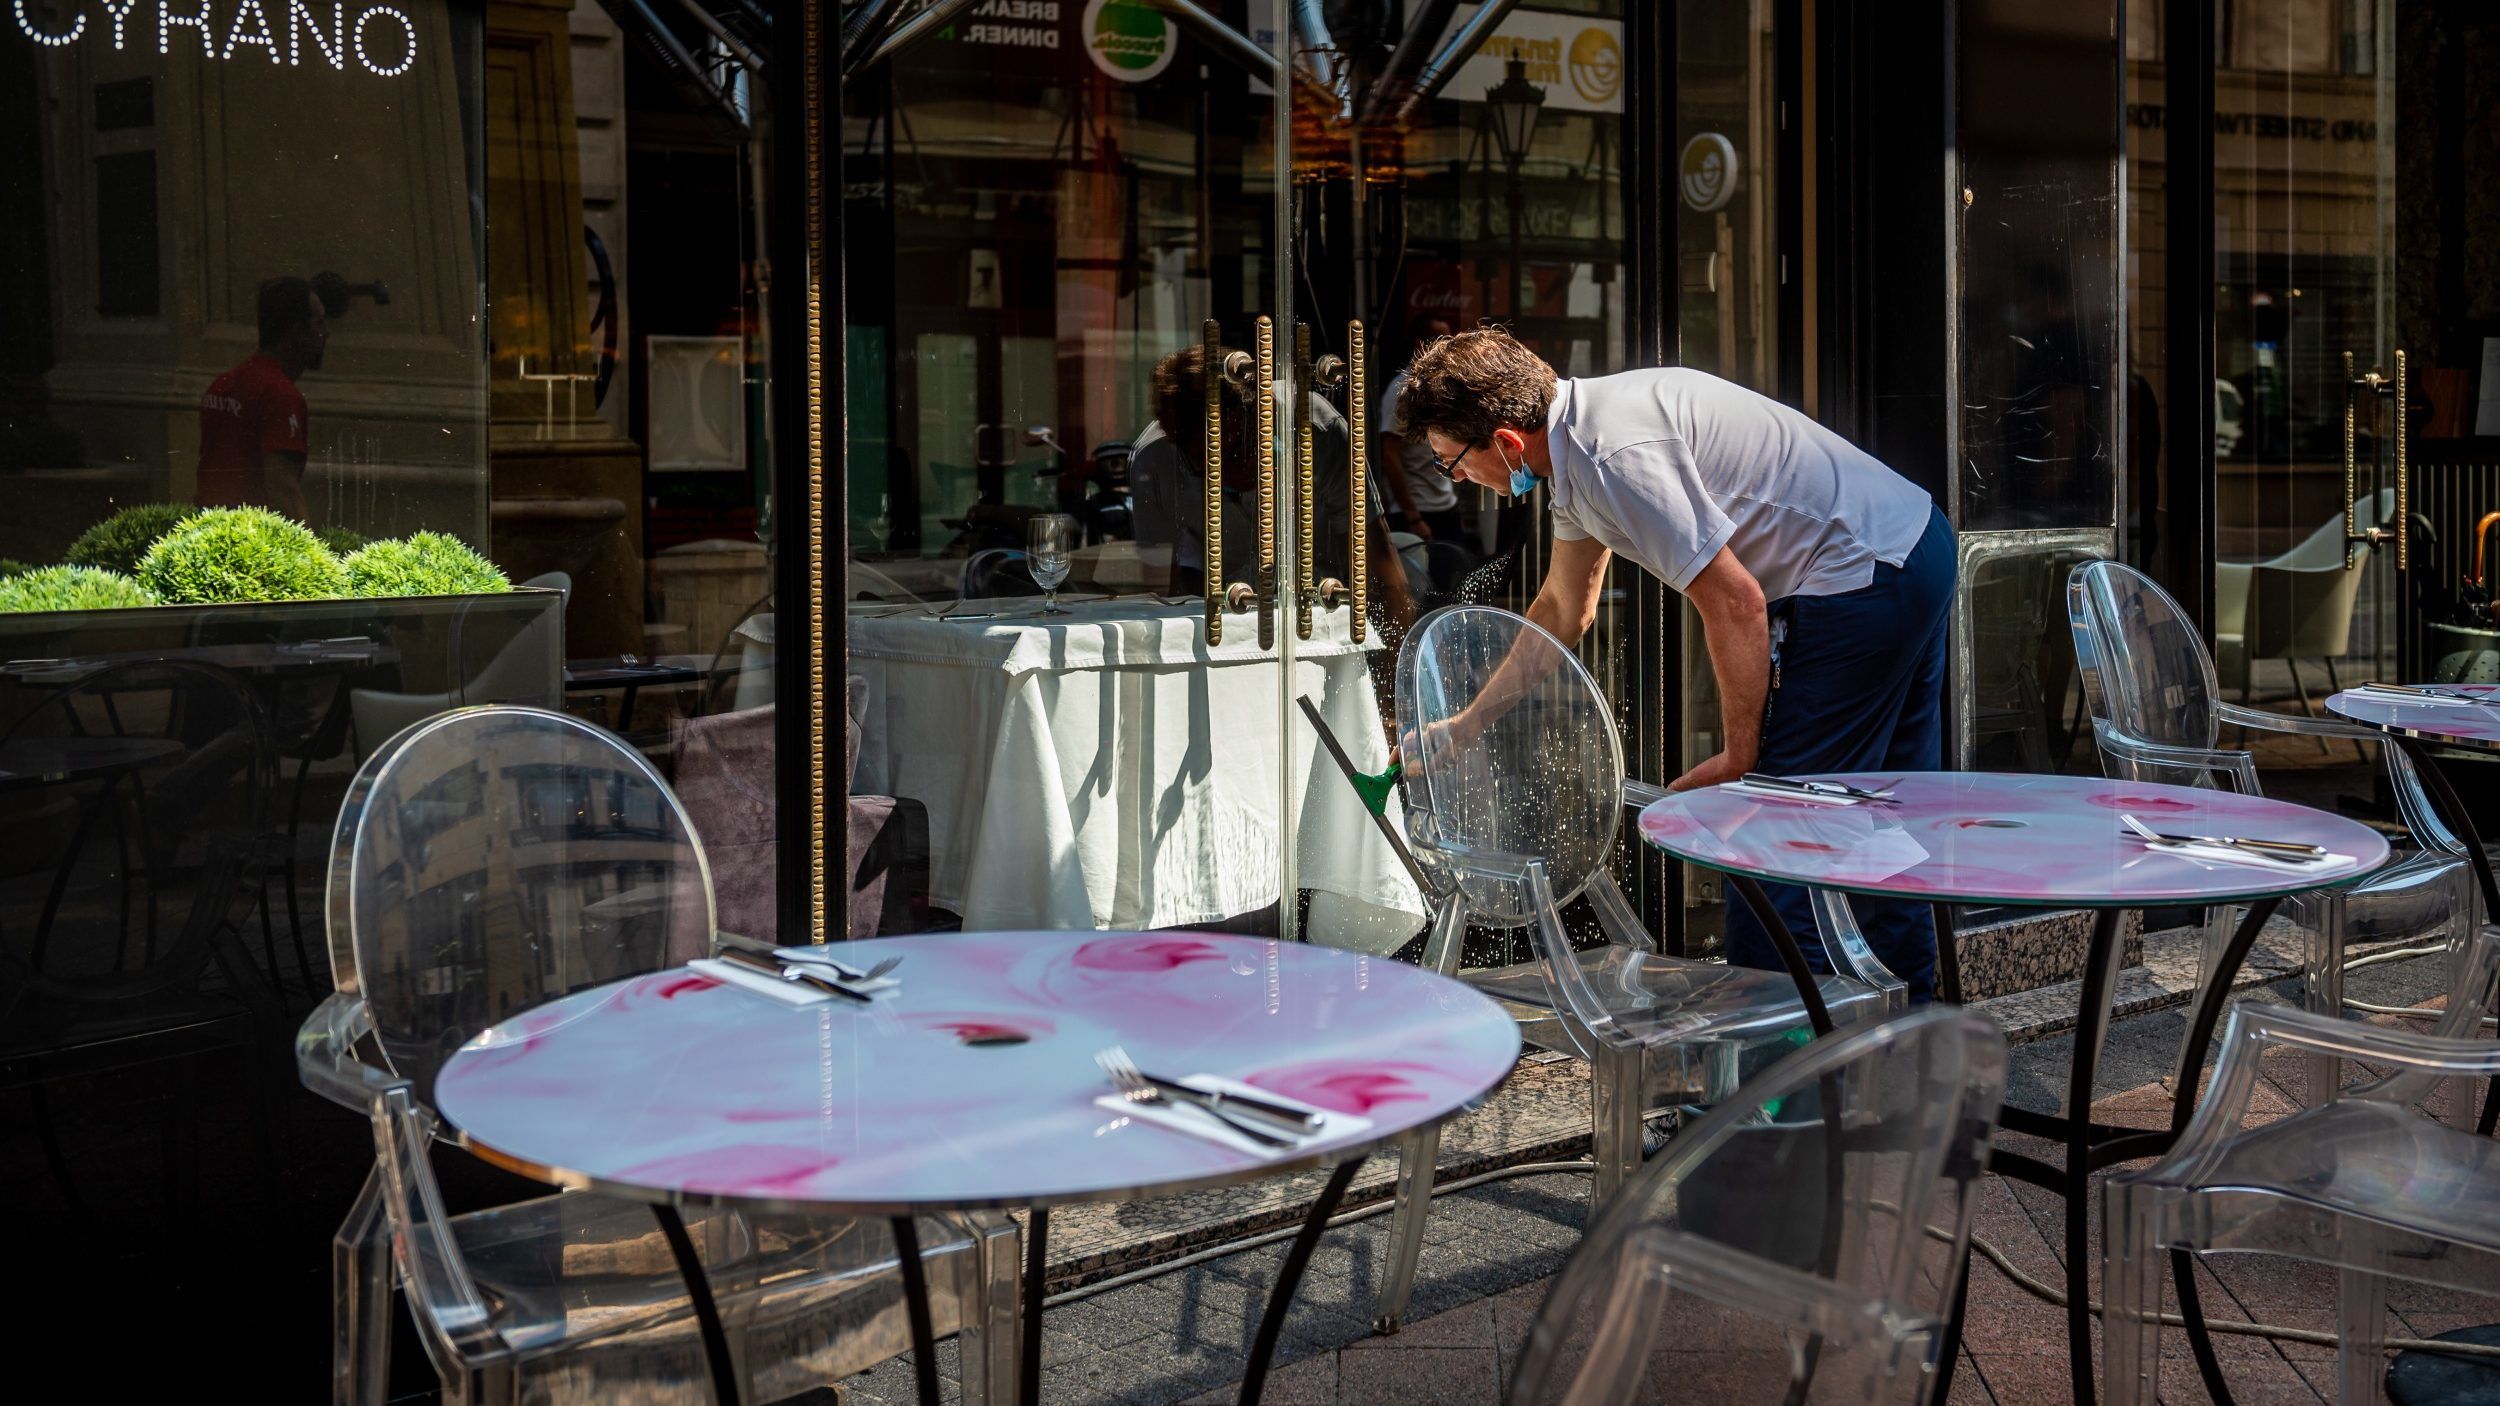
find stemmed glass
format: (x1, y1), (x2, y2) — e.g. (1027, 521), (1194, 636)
(1028, 513), (1077, 615)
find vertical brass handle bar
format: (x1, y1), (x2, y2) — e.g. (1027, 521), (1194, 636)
(1257, 315), (1276, 651)
(2394, 348), (2410, 572)
(1202, 318), (1225, 645)
(1296, 322), (1316, 641)
(2343, 350), (2362, 570)
(1347, 320), (1368, 643)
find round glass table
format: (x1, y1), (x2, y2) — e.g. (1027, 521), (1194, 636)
(2325, 686), (2500, 1406)
(1640, 772), (2390, 1406)
(431, 930), (1522, 1406)
(2323, 684), (2499, 922)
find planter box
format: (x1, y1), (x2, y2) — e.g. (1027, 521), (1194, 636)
(0, 588), (564, 757)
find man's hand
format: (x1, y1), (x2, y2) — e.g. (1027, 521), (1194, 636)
(1668, 747), (1757, 792)
(1408, 517), (1433, 542)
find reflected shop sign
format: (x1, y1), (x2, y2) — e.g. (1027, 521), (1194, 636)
(11, 0), (417, 76)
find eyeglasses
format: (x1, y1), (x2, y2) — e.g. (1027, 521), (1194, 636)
(1429, 440), (1486, 478)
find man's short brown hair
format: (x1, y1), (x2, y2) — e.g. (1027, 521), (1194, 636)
(1393, 329), (1556, 447)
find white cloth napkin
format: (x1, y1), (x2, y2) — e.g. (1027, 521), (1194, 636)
(1093, 1074), (1370, 1156)
(685, 957), (844, 1006)
(1720, 779), (1864, 806)
(2144, 843), (2362, 878)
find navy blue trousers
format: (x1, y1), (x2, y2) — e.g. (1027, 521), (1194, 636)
(1721, 504), (1956, 1004)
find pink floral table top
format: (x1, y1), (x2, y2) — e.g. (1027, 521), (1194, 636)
(2326, 685), (2500, 754)
(1638, 772), (2389, 906)
(431, 931), (1520, 1213)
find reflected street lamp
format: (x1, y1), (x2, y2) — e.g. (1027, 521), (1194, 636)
(1485, 58), (1546, 320)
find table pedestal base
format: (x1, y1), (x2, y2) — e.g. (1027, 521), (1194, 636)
(653, 1204), (745, 1406)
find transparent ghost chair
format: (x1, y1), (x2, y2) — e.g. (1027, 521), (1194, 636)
(298, 706), (1019, 1405)
(2104, 978), (2500, 1405)
(1505, 1004), (2008, 1405)
(1369, 604), (1888, 1332)
(2067, 560), (2488, 1112)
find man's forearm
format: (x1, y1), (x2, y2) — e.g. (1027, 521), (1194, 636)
(1698, 593), (1769, 768)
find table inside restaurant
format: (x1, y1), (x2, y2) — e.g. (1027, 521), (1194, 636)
(846, 597), (1423, 942)
(1638, 772), (2390, 1406)
(430, 929), (1522, 1406)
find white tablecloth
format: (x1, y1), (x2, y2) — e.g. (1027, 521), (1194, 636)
(848, 597), (1424, 949)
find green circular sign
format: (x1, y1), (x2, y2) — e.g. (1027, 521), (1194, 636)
(1083, 0), (1177, 83)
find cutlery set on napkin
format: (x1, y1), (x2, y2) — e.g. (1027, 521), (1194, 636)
(1090, 1045), (1356, 1153)
(2351, 682), (2500, 707)
(688, 939), (904, 1006)
(1722, 773), (1898, 806)
(2118, 813), (2358, 875)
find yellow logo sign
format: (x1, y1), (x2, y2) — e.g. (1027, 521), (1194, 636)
(1568, 28), (1621, 106)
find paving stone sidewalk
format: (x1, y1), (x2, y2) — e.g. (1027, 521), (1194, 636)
(844, 949), (2488, 1404)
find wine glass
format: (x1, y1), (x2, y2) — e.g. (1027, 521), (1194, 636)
(1028, 513), (1077, 615)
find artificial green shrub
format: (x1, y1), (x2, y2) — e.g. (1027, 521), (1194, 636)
(64, 502), (199, 576)
(0, 564), (160, 613)
(137, 507), (348, 604)
(0, 558), (36, 580)
(317, 525), (372, 558)
(344, 532), (512, 598)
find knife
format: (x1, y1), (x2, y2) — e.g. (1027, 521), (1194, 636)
(2119, 813), (2326, 859)
(717, 947), (873, 1002)
(1739, 772), (1897, 803)
(1131, 1071), (1324, 1133)
(2358, 682), (2500, 706)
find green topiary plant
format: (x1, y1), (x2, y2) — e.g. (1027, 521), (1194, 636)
(0, 564), (160, 613)
(137, 506), (348, 604)
(344, 532), (512, 598)
(64, 502), (200, 576)
(317, 524), (372, 558)
(0, 558), (36, 580)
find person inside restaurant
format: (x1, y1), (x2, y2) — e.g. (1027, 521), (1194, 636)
(1394, 328), (1956, 1001)
(195, 276), (329, 521)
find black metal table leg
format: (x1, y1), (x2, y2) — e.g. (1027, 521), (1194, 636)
(1237, 1158), (1364, 1406)
(2061, 907), (2126, 1406)
(653, 1204), (745, 1406)
(1728, 873), (1836, 1035)
(892, 1215), (943, 1406)
(1022, 1205), (1049, 1406)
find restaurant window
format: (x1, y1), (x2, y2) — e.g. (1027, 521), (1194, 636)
(1951, 0), (2123, 777)
(839, 1), (1634, 952)
(0, 0), (793, 1145)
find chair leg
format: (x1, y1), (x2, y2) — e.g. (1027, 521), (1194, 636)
(1372, 1124), (1441, 1334)
(2303, 891), (2346, 1109)
(2289, 658), (2330, 750)
(961, 1210), (1022, 1406)
(2337, 1262), (2391, 1404)
(2100, 1189), (2164, 1406)
(1589, 1044), (1643, 1214)
(334, 1168), (394, 1406)
(2321, 656), (2369, 762)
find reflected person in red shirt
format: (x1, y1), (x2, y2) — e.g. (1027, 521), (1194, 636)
(197, 277), (328, 519)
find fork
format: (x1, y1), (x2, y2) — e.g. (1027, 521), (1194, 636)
(1094, 1050), (1296, 1148)
(2119, 812), (2325, 859)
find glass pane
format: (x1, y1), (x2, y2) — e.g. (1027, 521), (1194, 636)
(1670, 0), (1779, 949)
(1953, 0), (2121, 791)
(2208, 0), (2398, 809)
(1340, 0), (1635, 962)
(842, 2), (1333, 938)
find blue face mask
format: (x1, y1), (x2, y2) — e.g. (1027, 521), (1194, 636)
(1497, 440), (1537, 497)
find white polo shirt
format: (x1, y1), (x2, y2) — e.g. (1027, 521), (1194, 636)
(1542, 368), (1935, 602)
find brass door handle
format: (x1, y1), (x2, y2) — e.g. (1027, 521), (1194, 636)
(2342, 349), (2411, 572)
(1314, 322), (1366, 642)
(1201, 319), (1228, 645)
(1256, 315), (1277, 650)
(1295, 322), (1317, 641)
